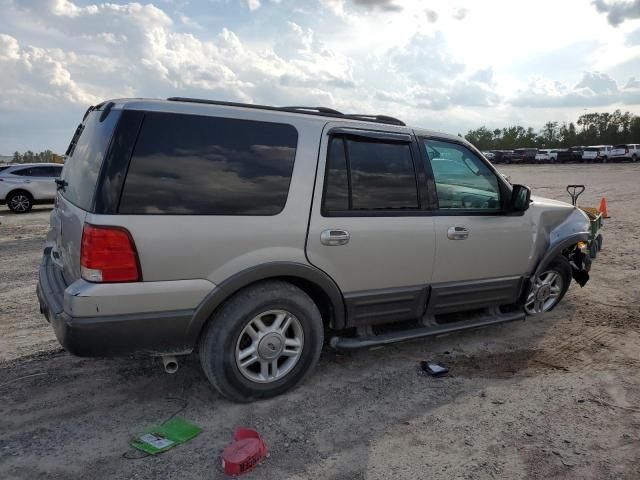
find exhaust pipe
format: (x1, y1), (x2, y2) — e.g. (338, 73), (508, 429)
(162, 355), (179, 374)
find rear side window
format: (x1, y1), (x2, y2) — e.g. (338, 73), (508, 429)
(61, 110), (121, 211)
(322, 136), (419, 214)
(119, 113), (298, 215)
(11, 167), (35, 176)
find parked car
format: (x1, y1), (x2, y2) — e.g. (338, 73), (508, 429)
(534, 149), (558, 163)
(488, 150), (513, 164)
(37, 98), (593, 402)
(506, 148), (538, 163)
(610, 144), (639, 162)
(555, 147), (584, 163)
(582, 145), (613, 163)
(0, 163), (63, 213)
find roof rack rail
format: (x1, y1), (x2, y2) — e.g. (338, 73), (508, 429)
(282, 106), (343, 115)
(166, 97), (405, 126)
(343, 114), (405, 126)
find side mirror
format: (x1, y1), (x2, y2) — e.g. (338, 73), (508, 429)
(510, 184), (531, 212)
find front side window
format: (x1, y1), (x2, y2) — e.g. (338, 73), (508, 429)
(119, 113), (298, 215)
(424, 139), (501, 211)
(322, 136), (419, 214)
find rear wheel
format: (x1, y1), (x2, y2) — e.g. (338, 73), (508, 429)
(525, 256), (571, 315)
(632, 154), (638, 162)
(7, 191), (33, 213)
(199, 280), (324, 402)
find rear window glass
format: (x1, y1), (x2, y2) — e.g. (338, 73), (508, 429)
(61, 110), (121, 211)
(119, 113), (298, 215)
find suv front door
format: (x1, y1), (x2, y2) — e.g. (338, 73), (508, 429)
(419, 136), (532, 314)
(306, 123), (436, 328)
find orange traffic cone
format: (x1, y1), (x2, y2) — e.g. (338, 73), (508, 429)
(599, 197), (610, 218)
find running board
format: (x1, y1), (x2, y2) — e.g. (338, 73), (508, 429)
(330, 310), (525, 351)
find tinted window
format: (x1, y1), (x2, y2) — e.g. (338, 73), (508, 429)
(119, 113), (298, 215)
(322, 136), (419, 213)
(11, 167), (34, 176)
(30, 166), (53, 177)
(425, 139), (500, 210)
(323, 137), (349, 211)
(0, 166), (10, 173)
(61, 110), (121, 211)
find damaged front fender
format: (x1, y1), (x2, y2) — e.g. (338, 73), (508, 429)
(527, 196), (591, 280)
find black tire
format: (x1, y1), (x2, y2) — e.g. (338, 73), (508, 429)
(602, 156), (608, 163)
(199, 280), (324, 402)
(7, 190), (33, 213)
(525, 256), (572, 315)
(596, 233), (603, 251)
(589, 241), (598, 259)
(632, 154), (637, 163)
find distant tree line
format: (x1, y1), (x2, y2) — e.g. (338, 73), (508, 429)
(465, 110), (640, 151)
(12, 150), (64, 163)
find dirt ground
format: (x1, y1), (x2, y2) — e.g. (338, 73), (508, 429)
(1, 164), (639, 479)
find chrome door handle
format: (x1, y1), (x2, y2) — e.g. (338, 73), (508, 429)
(447, 226), (469, 240)
(320, 229), (350, 246)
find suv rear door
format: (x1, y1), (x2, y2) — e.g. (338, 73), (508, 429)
(306, 123), (435, 327)
(419, 136), (531, 314)
(51, 108), (122, 282)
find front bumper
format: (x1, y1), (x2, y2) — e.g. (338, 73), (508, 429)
(37, 248), (195, 357)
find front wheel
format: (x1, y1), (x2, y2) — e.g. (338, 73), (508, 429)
(525, 257), (572, 315)
(7, 191), (33, 213)
(199, 280), (324, 402)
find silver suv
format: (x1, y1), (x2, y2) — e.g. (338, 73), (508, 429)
(37, 98), (593, 402)
(0, 163), (63, 213)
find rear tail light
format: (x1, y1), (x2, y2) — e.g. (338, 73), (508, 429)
(80, 223), (141, 282)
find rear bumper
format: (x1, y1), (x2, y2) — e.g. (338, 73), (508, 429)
(37, 248), (196, 357)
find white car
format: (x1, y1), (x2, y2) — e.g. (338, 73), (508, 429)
(534, 149), (557, 162)
(0, 163), (63, 213)
(582, 145), (613, 163)
(610, 144), (639, 162)
(481, 151), (495, 160)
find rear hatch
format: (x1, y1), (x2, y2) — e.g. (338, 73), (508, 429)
(50, 107), (122, 284)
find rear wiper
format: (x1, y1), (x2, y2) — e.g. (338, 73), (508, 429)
(55, 178), (68, 191)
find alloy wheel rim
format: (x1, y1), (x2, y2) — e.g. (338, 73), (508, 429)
(235, 309), (304, 384)
(10, 195), (30, 212)
(525, 270), (563, 315)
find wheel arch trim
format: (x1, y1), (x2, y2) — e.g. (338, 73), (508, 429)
(532, 232), (589, 278)
(186, 262), (346, 346)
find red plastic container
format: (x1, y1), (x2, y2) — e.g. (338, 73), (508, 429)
(222, 428), (268, 476)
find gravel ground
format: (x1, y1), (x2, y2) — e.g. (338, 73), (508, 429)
(1, 164), (639, 479)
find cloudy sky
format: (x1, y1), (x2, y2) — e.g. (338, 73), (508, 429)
(1, 0), (640, 153)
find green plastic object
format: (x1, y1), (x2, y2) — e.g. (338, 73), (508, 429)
(131, 417), (202, 455)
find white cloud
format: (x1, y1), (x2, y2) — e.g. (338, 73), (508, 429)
(511, 71), (640, 107)
(243, 0), (261, 11)
(1, 0), (640, 152)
